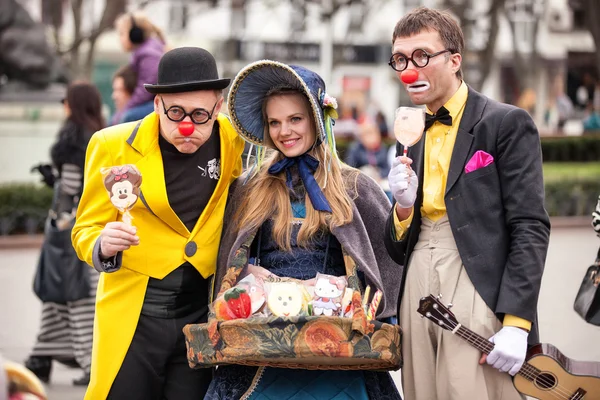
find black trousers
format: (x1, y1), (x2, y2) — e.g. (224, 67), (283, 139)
(107, 307), (211, 400)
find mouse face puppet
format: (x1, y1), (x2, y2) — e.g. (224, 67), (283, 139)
(102, 165), (142, 212)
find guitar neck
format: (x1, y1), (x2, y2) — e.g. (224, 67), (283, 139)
(455, 325), (494, 354)
(454, 325), (538, 381)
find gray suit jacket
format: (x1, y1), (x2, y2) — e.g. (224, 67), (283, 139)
(384, 87), (550, 343)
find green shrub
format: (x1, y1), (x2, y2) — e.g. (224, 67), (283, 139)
(543, 162), (600, 183)
(0, 173), (597, 235)
(544, 178), (600, 217)
(540, 134), (600, 162)
(0, 183), (53, 235)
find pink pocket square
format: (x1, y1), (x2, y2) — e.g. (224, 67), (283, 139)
(465, 150), (494, 173)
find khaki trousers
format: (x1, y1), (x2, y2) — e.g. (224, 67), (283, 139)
(400, 216), (524, 400)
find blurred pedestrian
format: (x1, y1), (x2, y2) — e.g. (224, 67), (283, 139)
(583, 82), (600, 133)
(375, 110), (389, 138)
(114, 13), (165, 123)
(332, 101), (359, 138)
(25, 81), (104, 387)
(575, 72), (596, 111)
(110, 65), (137, 126)
(345, 120), (390, 182)
(516, 87), (536, 116)
(544, 74), (573, 131)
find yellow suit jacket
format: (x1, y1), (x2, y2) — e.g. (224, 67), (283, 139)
(72, 112), (244, 399)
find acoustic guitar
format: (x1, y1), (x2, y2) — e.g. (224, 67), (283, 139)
(417, 294), (600, 399)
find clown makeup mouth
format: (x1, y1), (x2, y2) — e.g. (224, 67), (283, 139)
(184, 137), (191, 143)
(407, 81), (430, 93)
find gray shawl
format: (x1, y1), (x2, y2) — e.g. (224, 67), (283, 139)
(213, 170), (403, 319)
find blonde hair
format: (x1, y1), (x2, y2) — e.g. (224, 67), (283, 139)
(116, 13), (167, 45)
(233, 91), (357, 251)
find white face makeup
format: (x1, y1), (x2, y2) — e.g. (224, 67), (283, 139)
(406, 81), (431, 94)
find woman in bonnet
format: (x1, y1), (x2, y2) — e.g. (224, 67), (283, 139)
(205, 61), (403, 399)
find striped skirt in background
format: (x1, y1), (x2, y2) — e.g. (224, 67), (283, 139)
(30, 271), (98, 373)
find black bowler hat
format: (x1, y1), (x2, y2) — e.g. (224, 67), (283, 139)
(144, 47), (231, 94)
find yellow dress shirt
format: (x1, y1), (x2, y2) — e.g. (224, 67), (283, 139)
(392, 81), (531, 331)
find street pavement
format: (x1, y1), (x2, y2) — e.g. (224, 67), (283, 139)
(1, 225), (599, 399)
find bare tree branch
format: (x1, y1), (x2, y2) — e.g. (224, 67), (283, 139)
(439, 0), (505, 91)
(68, 0), (83, 76)
(58, 0), (125, 57)
(137, 0), (154, 8)
(508, 19), (525, 93)
(92, 0), (126, 41)
(477, 0), (505, 91)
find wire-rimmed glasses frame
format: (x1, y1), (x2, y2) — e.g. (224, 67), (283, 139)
(160, 97), (218, 125)
(388, 49), (453, 72)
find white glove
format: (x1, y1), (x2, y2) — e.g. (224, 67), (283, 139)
(486, 326), (528, 376)
(388, 157), (418, 209)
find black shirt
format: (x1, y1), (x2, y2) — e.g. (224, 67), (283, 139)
(141, 122), (221, 318)
(159, 122), (221, 231)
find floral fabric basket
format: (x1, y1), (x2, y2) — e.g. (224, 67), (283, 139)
(183, 236), (402, 371)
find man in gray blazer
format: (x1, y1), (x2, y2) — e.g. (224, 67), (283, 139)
(383, 7), (550, 400)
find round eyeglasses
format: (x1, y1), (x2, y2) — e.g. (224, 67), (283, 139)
(160, 97), (218, 125)
(388, 49), (453, 72)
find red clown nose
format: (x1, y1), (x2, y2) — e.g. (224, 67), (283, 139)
(400, 70), (419, 84)
(178, 121), (194, 136)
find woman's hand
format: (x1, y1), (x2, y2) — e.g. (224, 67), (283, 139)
(247, 264), (275, 280)
(246, 265), (317, 287)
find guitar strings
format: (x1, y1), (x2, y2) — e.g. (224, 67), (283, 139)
(423, 311), (580, 400)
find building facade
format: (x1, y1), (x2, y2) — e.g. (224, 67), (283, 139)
(4, 0), (597, 184)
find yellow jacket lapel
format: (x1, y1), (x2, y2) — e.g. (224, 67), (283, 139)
(128, 114), (189, 237)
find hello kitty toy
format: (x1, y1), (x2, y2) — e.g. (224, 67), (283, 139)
(312, 274), (347, 316)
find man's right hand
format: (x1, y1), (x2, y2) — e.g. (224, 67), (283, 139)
(99, 222), (139, 258)
(388, 156), (418, 209)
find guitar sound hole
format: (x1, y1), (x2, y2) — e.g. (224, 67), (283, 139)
(534, 373), (557, 390)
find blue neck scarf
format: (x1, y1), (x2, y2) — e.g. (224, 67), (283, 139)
(268, 153), (332, 213)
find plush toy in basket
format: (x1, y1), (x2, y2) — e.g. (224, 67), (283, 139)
(312, 274), (346, 316)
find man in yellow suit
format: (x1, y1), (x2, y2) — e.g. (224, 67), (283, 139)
(72, 47), (244, 399)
